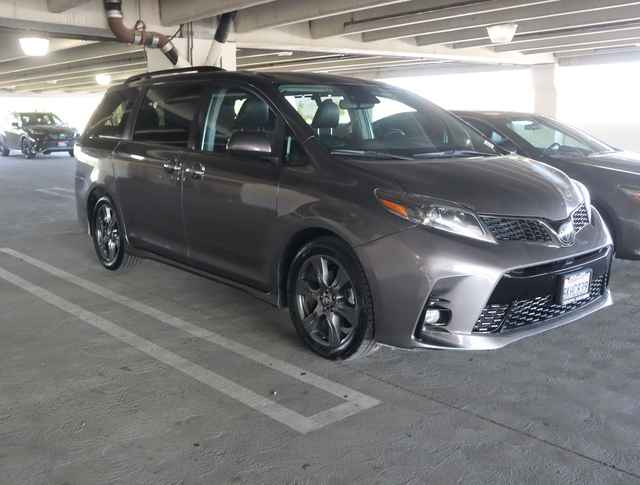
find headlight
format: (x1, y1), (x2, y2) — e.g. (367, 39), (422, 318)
(375, 189), (495, 243)
(571, 179), (592, 221)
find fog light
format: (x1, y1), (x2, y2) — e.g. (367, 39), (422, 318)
(424, 309), (442, 325)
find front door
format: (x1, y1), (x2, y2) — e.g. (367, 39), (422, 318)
(181, 85), (282, 290)
(115, 81), (206, 262)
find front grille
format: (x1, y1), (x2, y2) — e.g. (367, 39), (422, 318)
(473, 273), (608, 333)
(481, 217), (552, 243)
(571, 204), (590, 232)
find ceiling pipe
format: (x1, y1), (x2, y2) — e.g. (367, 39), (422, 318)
(205, 12), (237, 67)
(103, 0), (186, 66)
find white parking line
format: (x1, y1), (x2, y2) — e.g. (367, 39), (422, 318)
(35, 188), (74, 200)
(0, 248), (381, 433)
(51, 187), (75, 194)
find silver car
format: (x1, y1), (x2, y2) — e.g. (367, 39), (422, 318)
(75, 70), (613, 359)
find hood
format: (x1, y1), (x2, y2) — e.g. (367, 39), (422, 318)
(347, 155), (582, 221)
(25, 125), (75, 136)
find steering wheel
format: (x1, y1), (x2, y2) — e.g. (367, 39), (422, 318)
(383, 128), (406, 139)
(546, 142), (561, 151)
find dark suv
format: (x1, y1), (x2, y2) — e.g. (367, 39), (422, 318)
(75, 67), (613, 359)
(1, 112), (77, 158)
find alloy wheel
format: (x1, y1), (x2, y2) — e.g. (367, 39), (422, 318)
(295, 255), (359, 350)
(94, 202), (121, 266)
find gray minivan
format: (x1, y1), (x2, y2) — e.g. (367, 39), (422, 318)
(75, 67), (613, 359)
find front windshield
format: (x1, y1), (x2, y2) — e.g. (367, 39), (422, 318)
(278, 83), (498, 159)
(498, 116), (615, 156)
(19, 113), (61, 126)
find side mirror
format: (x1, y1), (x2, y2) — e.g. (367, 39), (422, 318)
(11, 122), (19, 129)
(228, 132), (275, 161)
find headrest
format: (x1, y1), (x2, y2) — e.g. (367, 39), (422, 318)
(312, 100), (340, 130)
(235, 97), (270, 130)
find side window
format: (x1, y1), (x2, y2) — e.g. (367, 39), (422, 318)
(85, 88), (138, 139)
(201, 87), (277, 153)
(507, 119), (589, 151)
(133, 83), (205, 148)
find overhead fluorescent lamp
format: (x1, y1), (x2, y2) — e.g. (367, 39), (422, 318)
(487, 24), (518, 44)
(95, 74), (112, 86)
(19, 37), (50, 57)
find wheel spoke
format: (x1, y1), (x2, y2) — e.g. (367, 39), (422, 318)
(331, 266), (350, 291)
(326, 313), (342, 347)
(310, 256), (331, 287)
(302, 313), (320, 334)
(334, 301), (357, 328)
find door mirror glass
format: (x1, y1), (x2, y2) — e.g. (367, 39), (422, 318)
(228, 132), (273, 159)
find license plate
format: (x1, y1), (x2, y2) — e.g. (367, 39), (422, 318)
(560, 269), (592, 305)
(57, 141), (67, 147)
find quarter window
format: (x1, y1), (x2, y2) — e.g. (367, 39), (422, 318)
(85, 87), (138, 139)
(133, 83), (205, 148)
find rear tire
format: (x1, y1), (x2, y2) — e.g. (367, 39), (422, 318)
(68, 149), (75, 158)
(90, 196), (139, 272)
(287, 236), (376, 360)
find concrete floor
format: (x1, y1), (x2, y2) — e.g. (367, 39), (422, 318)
(1, 153), (640, 485)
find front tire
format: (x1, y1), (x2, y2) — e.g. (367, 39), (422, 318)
(287, 236), (376, 360)
(22, 138), (36, 159)
(91, 197), (138, 271)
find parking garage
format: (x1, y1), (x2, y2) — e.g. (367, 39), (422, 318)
(1, 1), (640, 484)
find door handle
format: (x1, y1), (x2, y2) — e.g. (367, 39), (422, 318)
(162, 161), (182, 174)
(184, 163), (206, 180)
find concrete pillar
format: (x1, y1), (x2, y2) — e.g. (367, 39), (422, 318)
(531, 63), (558, 118)
(145, 39), (237, 71)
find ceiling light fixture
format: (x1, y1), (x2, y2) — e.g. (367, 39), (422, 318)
(95, 74), (112, 86)
(486, 24), (519, 44)
(276, 51), (294, 57)
(19, 37), (50, 57)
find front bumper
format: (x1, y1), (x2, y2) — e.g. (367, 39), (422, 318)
(355, 207), (613, 350)
(30, 136), (75, 154)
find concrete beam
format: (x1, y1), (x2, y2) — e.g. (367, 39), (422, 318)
(363, 0), (640, 42)
(11, 66), (144, 90)
(451, 20), (640, 49)
(557, 46), (640, 64)
(310, 0), (560, 38)
(417, 5), (640, 46)
(0, 42), (142, 75)
(159, 0), (276, 26)
(46, 0), (90, 13)
(494, 27), (640, 52)
(234, 0), (414, 33)
(524, 39), (640, 55)
(0, 54), (146, 86)
(232, 22), (555, 65)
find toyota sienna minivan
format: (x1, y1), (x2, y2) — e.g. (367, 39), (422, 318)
(75, 67), (613, 359)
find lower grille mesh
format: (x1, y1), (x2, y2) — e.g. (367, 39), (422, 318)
(473, 274), (608, 334)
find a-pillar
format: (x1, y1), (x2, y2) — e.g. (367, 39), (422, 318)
(531, 63), (558, 118)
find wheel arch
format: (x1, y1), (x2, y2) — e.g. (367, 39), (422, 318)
(275, 226), (349, 308)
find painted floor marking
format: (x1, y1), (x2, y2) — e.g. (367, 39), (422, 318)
(35, 188), (74, 200)
(0, 248), (381, 433)
(50, 187), (74, 194)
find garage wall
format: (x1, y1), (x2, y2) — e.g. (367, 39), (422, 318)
(0, 93), (105, 132)
(556, 62), (640, 153)
(382, 69), (534, 113)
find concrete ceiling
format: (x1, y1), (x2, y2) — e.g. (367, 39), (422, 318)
(0, 0), (639, 93)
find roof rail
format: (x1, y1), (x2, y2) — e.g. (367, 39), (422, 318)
(124, 66), (226, 84)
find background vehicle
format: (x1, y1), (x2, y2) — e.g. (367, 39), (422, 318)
(0, 112), (78, 158)
(75, 68), (612, 360)
(456, 111), (640, 260)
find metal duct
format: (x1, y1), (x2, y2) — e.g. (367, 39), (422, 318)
(206, 12), (237, 67)
(103, 0), (181, 65)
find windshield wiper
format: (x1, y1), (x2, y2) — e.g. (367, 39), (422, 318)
(413, 149), (497, 159)
(330, 148), (414, 161)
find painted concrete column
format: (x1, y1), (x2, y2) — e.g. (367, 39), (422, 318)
(146, 39), (237, 71)
(531, 63), (558, 118)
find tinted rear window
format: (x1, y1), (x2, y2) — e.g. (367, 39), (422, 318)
(85, 87), (138, 140)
